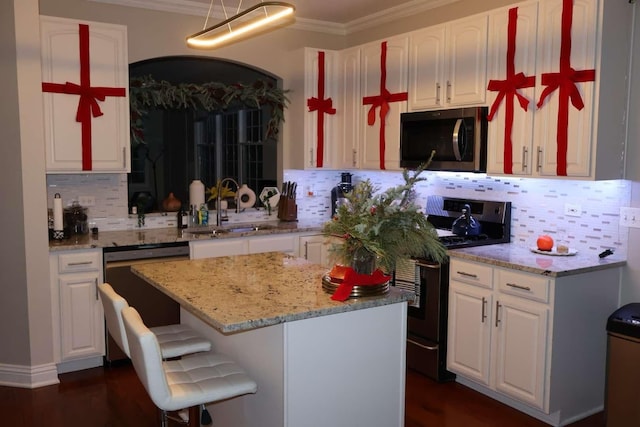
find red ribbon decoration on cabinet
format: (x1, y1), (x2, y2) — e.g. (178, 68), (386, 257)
(307, 51), (336, 168)
(363, 41), (408, 170)
(536, 0), (595, 176)
(487, 7), (536, 174)
(42, 24), (126, 171)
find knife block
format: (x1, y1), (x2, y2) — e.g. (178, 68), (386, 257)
(277, 196), (297, 221)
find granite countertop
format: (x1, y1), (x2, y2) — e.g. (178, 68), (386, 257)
(48, 219), (325, 252)
(131, 251), (414, 334)
(448, 243), (626, 277)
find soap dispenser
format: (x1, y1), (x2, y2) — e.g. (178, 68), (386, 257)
(331, 172), (353, 217)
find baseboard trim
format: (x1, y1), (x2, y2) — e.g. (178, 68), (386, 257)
(0, 362), (59, 388)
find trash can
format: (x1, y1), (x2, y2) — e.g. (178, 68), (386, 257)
(605, 303), (640, 427)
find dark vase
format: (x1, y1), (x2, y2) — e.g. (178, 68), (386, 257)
(351, 247), (376, 275)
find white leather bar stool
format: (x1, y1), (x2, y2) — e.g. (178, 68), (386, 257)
(122, 306), (258, 427)
(98, 282), (212, 359)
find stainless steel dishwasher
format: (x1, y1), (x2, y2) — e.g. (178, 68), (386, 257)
(103, 242), (190, 363)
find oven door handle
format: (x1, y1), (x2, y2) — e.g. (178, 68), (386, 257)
(407, 338), (438, 351)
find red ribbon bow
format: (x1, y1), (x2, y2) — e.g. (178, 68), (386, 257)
(41, 24), (126, 171)
(486, 7), (536, 174)
(536, 0), (595, 176)
(329, 266), (391, 302)
(306, 51), (336, 168)
(362, 41), (408, 170)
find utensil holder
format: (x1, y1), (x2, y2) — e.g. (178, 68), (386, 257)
(277, 197), (297, 221)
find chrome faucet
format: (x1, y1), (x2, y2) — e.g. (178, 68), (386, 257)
(216, 178), (239, 227)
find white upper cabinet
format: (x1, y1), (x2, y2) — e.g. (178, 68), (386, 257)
(359, 36), (409, 170)
(40, 16), (130, 173)
(487, 0), (632, 180)
(409, 14), (488, 111)
(335, 47), (362, 169)
(486, 2), (539, 176)
(304, 48), (339, 169)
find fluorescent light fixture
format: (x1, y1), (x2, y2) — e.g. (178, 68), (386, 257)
(187, 1), (295, 49)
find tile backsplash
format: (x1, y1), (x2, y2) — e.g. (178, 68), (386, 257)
(47, 170), (631, 257)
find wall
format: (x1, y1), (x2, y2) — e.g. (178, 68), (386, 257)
(0, 0), (57, 385)
(285, 169), (630, 257)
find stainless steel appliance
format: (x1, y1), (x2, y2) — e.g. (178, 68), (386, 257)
(400, 107), (488, 172)
(394, 196), (511, 381)
(102, 242), (190, 363)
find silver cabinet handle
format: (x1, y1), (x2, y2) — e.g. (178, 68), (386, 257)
(536, 146), (543, 171)
(436, 83), (441, 104)
(352, 149), (357, 167)
(95, 278), (98, 301)
(304, 241), (308, 259)
(506, 282), (531, 291)
(481, 297), (487, 323)
(522, 147), (528, 171)
(495, 301), (502, 327)
(456, 271), (478, 279)
(122, 147), (126, 169)
(407, 338), (438, 351)
(309, 148), (314, 167)
(68, 261), (92, 266)
(446, 80), (452, 103)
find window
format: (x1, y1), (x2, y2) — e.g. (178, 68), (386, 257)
(128, 56), (278, 212)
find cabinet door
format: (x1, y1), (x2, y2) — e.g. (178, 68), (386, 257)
(59, 272), (104, 360)
(486, 2), (538, 176)
(336, 47), (361, 169)
(248, 235), (296, 255)
(408, 25), (447, 110)
(40, 16), (130, 173)
(305, 48), (338, 169)
(360, 37), (408, 170)
(446, 15), (488, 106)
(534, 0), (597, 177)
(299, 235), (334, 268)
(494, 295), (548, 410)
(447, 281), (492, 385)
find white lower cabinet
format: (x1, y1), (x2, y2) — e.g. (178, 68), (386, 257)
(298, 234), (335, 268)
(50, 248), (104, 373)
(190, 232), (314, 260)
(447, 257), (619, 426)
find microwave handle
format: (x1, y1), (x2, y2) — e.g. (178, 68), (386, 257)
(452, 118), (465, 161)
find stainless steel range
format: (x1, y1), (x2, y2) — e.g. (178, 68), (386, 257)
(394, 196), (511, 382)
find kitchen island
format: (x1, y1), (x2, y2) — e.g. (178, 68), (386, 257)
(132, 252), (414, 427)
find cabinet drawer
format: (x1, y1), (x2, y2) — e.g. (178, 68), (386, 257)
(58, 251), (101, 273)
(496, 269), (549, 303)
(450, 258), (493, 289)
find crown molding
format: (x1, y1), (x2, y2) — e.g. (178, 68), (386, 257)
(88, 0), (460, 35)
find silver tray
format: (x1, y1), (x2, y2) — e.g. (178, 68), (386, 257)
(322, 274), (390, 298)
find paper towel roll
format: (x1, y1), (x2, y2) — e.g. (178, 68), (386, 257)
(189, 180), (205, 208)
(237, 184), (256, 209)
(53, 193), (63, 231)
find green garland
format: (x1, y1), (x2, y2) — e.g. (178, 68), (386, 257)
(129, 75), (290, 146)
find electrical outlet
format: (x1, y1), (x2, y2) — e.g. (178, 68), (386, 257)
(78, 196), (95, 207)
(620, 207), (640, 228)
(564, 203), (581, 217)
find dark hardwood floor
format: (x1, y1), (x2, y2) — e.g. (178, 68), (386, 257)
(0, 364), (605, 426)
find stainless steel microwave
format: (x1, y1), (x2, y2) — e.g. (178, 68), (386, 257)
(400, 107), (488, 172)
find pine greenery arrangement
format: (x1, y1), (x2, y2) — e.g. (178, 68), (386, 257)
(323, 164), (448, 274)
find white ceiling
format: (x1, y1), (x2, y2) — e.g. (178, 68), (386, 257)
(89, 0), (460, 34)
